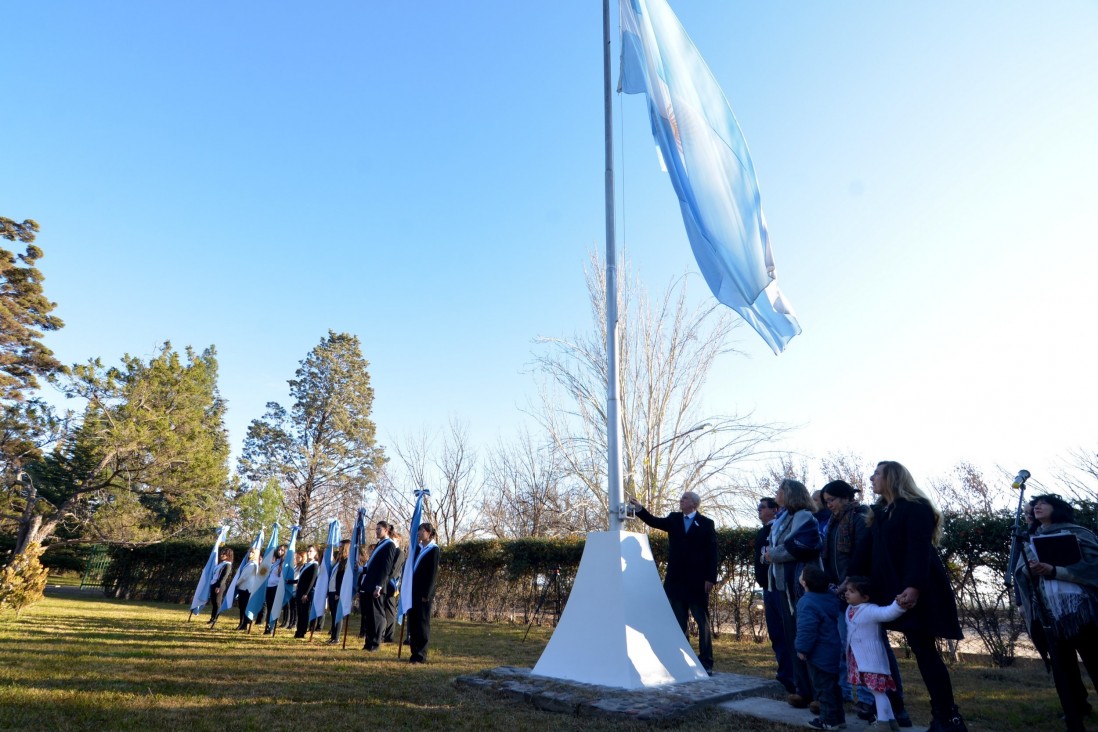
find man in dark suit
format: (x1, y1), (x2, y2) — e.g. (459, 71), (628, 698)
(755, 496), (794, 693)
(359, 521), (399, 652)
(408, 522), (440, 664)
(628, 491), (719, 674)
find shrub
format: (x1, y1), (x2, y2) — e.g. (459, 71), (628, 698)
(0, 542), (49, 615)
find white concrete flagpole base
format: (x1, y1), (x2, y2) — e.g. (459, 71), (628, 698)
(531, 530), (709, 689)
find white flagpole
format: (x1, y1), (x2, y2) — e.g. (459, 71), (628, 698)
(603, 0), (624, 532)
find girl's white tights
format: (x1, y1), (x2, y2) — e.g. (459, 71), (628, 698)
(872, 689), (895, 721)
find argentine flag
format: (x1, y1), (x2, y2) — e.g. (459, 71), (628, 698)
(246, 523), (280, 621)
(189, 525), (229, 615)
(337, 509), (367, 625)
(266, 525), (300, 632)
(222, 529), (263, 613)
(620, 0), (801, 353)
(398, 488), (429, 621)
(311, 520), (341, 623)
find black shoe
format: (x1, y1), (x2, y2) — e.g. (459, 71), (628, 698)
(855, 702), (875, 722)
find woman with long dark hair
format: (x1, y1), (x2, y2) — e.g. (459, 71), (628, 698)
(1014, 493), (1098, 732)
(852, 460), (966, 732)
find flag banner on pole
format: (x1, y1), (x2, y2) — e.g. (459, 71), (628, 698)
(337, 508), (366, 625)
(222, 529), (263, 613)
(310, 520), (341, 623)
(398, 488), (430, 621)
(190, 525), (229, 615)
(620, 0), (801, 354)
(246, 523), (280, 621)
(266, 525), (300, 632)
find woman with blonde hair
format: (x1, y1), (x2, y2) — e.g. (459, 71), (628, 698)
(763, 478), (822, 708)
(852, 461), (966, 732)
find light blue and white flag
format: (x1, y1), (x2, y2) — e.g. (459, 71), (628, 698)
(336, 508), (367, 625)
(310, 520), (341, 623)
(246, 523), (280, 621)
(398, 488), (430, 621)
(221, 529), (263, 613)
(190, 525), (229, 615)
(620, 0), (801, 354)
(266, 525), (300, 632)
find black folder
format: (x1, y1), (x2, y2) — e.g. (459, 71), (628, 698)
(1033, 533), (1083, 567)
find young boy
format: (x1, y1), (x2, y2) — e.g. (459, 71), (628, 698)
(795, 564), (845, 730)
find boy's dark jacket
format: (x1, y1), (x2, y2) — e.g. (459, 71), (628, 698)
(795, 589), (842, 671)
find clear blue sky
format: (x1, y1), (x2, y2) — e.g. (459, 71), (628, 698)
(5, 1), (1097, 492)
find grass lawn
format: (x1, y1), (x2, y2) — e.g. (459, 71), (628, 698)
(0, 590), (1075, 732)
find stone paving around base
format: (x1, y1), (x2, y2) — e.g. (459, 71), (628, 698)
(455, 665), (783, 721)
(720, 697), (928, 731)
(455, 666), (929, 729)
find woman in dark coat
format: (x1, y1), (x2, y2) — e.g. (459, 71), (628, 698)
(1014, 494), (1098, 732)
(293, 545), (319, 639)
(408, 522), (440, 664)
(207, 548), (233, 627)
(762, 478), (821, 708)
(852, 461), (966, 732)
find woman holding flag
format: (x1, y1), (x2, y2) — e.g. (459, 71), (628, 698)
(236, 547), (260, 631)
(293, 545), (319, 639)
(326, 540), (352, 644)
(407, 522), (439, 664)
(207, 548), (233, 627)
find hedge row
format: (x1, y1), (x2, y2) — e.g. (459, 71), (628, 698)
(99, 529), (766, 637)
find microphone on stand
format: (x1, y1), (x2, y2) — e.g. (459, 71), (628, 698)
(1011, 470), (1031, 489)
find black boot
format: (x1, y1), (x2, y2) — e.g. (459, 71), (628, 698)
(928, 706), (968, 732)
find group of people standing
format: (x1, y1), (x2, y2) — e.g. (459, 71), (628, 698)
(755, 461), (967, 731)
(755, 461), (1098, 732)
(204, 521), (441, 664)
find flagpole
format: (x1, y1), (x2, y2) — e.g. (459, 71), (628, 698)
(603, 0), (624, 532)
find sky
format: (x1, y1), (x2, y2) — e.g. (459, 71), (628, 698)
(4, 1), (1097, 499)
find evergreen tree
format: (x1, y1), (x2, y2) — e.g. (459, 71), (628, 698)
(0, 217), (64, 478)
(240, 331), (385, 531)
(8, 343), (230, 552)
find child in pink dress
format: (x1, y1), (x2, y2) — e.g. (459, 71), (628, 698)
(843, 576), (907, 729)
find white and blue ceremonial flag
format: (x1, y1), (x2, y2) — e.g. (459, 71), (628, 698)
(222, 529), (263, 613)
(620, 0), (801, 354)
(266, 524), (300, 632)
(337, 508), (367, 625)
(190, 525), (229, 615)
(310, 520), (341, 623)
(398, 488), (429, 620)
(246, 523), (280, 621)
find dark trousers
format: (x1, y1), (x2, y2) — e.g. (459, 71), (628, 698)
(363, 593), (387, 650)
(209, 587), (223, 622)
(263, 586), (278, 627)
(1048, 624), (1098, 731)
(236, 589), (251, 628)
(327, 592), (341, 640)
(903, 630), (956, 720)
(359, 591), (370, 637)
(408, 601), (432, 662)
(764, 589), (795, 692)
(776, 589), (813, 698)
(667, 588), (713, 671)
(807, 662), (845, 726)
(294, 594), (313, 638)
(384, 593), (397, 642)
